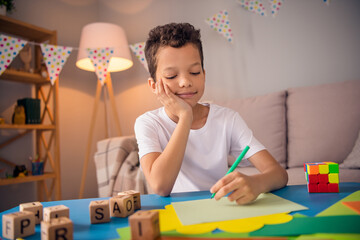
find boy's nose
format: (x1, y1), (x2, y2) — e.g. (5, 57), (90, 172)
(179, 77), (192, 87)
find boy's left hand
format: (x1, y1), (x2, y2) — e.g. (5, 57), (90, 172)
(210, 172), (261, 205)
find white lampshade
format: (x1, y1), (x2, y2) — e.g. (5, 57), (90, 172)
(76, 22), (133, 72)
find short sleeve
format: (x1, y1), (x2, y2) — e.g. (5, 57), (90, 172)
(229, 113), (266, 159)
(134, 115), (163, 159)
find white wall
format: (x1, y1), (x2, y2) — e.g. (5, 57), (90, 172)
(1, 0), (359, 211)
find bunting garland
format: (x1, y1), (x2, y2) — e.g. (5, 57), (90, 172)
(86, 47), (114, 85)
(205, 10), (234, 43)
(269, 0), (284, 17)
(40, 44), (73, 85)
(237, 0), (267, 17)
(130, 42), (148, 72)
(0, 34), (28, 76)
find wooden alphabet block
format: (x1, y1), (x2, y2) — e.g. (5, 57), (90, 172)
(110, 195), (134, 217)
(43, 205), (69, 222)
(19, 201), (43, 224)
(41, 216), (73, 240)
(117, 190), (141, 210)
(129, 210), (160, 240)
(2, 211), (35, 239)
(89, 200), (110, 224)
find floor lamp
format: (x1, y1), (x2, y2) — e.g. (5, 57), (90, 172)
(76, 22), (133, 198)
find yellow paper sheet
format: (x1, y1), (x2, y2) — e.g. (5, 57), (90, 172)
(171, 193), (308, 225)
(155, 204), (293, 235)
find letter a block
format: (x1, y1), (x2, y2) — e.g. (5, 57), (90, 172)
(43, 205), (70, 222)
(41, 216), (73, 240)
(20, 201), (43, 224)
(2, 211), (35, 239)
(110, 195), (134, 218)
(89, 200), (110, 224)
(129, 210), (160, 240)
(117, 190), (141, 210)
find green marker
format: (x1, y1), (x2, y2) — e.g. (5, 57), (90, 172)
(211, 145), (250, 199)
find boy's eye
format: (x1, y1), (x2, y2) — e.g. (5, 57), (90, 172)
(191, 72), (200, 75)
(165, 75), (177, 79)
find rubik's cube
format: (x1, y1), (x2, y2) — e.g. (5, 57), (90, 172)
(304, 162), (339, 193)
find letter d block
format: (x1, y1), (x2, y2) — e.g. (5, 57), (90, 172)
(118, 190), (141, 210)
(20, 201), (43, 224)
(2, 211), (35, 239)
(89, 200), (110, 224)
(41, 216), (73, 240)
(129, 211), (160, 240)
(110, 195), (134, 218)
(43, 205), (70, 222)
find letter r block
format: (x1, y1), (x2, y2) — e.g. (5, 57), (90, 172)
(19, 201), (43, 224)
(41, 216), (73, 240)
(89, 200), (110, 224)
(129, 210), (160, 240)
(2, 211), (35, 239)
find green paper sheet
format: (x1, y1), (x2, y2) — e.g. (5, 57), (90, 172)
(317, 190), (360, 216)
(171, 193), (308, 225)
(250, 215), (360, 236)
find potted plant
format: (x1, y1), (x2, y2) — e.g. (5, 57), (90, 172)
(0, 0), (15, 15)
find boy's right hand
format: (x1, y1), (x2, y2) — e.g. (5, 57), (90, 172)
(155, 78), (193, 122)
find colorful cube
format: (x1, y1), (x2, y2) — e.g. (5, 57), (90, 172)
(304, 162), (339, 193)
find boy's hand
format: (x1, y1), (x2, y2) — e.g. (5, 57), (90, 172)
(210, 172), (261, 205)
(155, 78), (193, 121)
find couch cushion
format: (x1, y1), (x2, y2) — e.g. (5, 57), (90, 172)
(287, 80), (360, 168)
(221, 91), (287, 167)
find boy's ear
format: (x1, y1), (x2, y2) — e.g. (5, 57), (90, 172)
(148, 77), (156, 92)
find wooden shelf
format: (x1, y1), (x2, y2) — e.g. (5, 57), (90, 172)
(0, 124), (55, 130)
(0, 173), (56, 186)
(0, 69), (50, 84)
(0, 15), (61, 201)
(0, 15), (56, 42)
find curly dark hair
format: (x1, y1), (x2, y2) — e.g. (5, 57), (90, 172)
(145, 23), (204, 81)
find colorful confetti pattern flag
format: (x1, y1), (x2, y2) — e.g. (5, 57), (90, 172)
(130, 42), (148, 72)
(0, 34), (28, 76)
(269, 0), (284, 17)
(86, 47), (114, 85)
(40, 44), (73, 85)
(205, 10), (234, 43)
(237, 0), (267, 17)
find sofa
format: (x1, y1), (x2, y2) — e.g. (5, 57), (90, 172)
(94, 80), (360, 197)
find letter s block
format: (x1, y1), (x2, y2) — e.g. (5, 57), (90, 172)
(129, 210), (160, 240)
(41, 216), (73, 240)
(89, 200), (110, 224)
(2, 211), (35, 239)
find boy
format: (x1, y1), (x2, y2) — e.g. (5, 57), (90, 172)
(134, 23), (288, 204)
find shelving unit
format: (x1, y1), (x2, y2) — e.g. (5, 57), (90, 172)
(0, 15), (61, 201)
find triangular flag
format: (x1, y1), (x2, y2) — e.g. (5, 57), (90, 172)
(237, 0), (267, 17)
(130, 42), (148, 72)
(205, 10), (234, 43)
(86, 47), (114, 85)
(269, 0), (284, 17)
(0, 34), (28, 76)
(40, 44), (73, 85)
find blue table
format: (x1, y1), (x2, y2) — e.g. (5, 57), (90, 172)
(1, 183), (360, 239)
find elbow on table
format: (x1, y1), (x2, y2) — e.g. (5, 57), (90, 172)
(149, 182), (172, 197)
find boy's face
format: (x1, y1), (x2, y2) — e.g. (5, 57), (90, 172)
(151, 43), (205, 108)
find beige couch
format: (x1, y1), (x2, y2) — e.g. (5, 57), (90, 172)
(94, 80), (360, 196)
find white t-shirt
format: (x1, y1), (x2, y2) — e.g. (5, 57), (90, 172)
(134, 104), (265, 193)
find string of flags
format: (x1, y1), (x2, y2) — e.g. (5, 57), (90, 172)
(0, 1), (333, 84)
